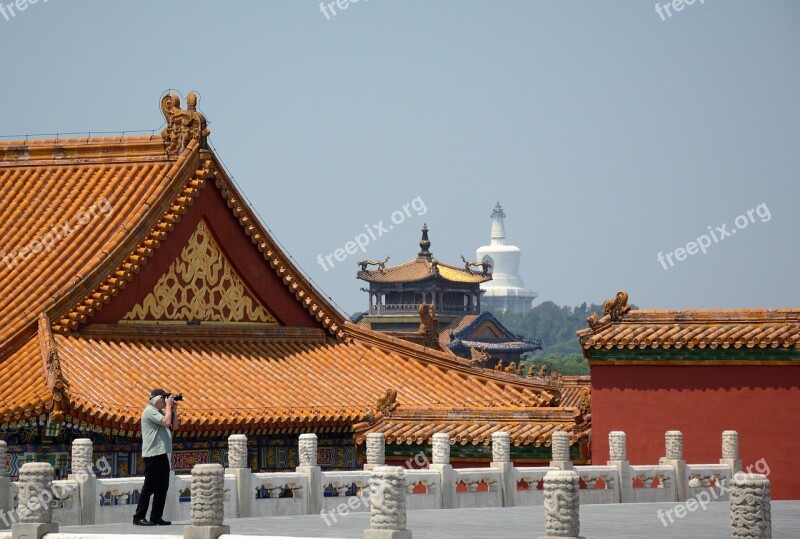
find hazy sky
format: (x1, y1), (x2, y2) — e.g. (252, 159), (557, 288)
(2, 1), (798, 317)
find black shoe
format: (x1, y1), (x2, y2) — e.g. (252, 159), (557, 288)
(151, 519), (172, 526)
(133, 518), (155, 526)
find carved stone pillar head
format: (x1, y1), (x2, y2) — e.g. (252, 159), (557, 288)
(190, 464), (225, 527)
(368, 466), (408, 531)
(227, 434), (248, 469)
(491, 431), (511, 463)
(730, 473), (771, 538)
(665, 431), (684, 460)
(366, 433), (386, 466)
(71, 438), (93, 475)
(609, 431), (627, 461)
(0, 440), (7, 476)
(551, 431), (571, 462)
(432, 433), (450, 465)
(542, 470), (580, 538)
(722, 431), (740, 460)
(17, 462), (54, 523)
(298, 433), (318, 467)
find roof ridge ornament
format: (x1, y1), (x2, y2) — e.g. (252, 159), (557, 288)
(417, 223), (432, 259)
(461, 254), (493, 275)
(160, 91), (210, 155)
(603, 291), (631, 322)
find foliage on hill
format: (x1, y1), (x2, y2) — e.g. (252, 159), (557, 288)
(489, 300), (637, 376)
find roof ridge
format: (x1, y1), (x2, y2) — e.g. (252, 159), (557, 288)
(37, 313), (66, 421)
(208, 155), (346, 337)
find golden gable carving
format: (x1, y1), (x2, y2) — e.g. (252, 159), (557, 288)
(123, 220), (277, 324)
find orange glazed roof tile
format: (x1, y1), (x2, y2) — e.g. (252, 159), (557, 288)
(39, 323), (575, 443)
(358, 258), (490, 285)
(355, 419), (583, 448)
(0, 136), (196, 352)
(576, 291), (800, 351)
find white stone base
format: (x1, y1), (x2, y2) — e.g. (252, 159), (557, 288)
(183, 524), (230, 539)
(364, 530), (412, 539)
(12, 522), (58, 539)
(537, 536), (584, 539)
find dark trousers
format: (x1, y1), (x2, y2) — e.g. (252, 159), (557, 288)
(134, 453), (170, 521)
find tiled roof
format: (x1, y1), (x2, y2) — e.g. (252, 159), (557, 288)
(441, 312), (542, 355)
(558, 376), (592, 408)
(358, 258), (490, 284)
(0, 131), (345, 345)
(354, 407), (584, 447)
(0, 136), (191, 352)
(0, 323), (572, 441)
(578, 309), (800, 350)
(0, 336), (52, 423)
(577, 307), (800, 351)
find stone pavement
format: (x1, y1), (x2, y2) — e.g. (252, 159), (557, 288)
(51, 501), (800, 538)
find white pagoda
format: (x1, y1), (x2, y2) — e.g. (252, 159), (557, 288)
(476, 202), (537, 314)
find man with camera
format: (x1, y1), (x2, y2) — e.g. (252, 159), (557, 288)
(133, 389), (180, 526)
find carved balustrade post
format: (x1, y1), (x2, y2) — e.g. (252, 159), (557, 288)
(538, 470), (583, 539)
(68, 438), (96, 525)
(730, 473), (771, 538)
(363, 466), (412, 539)
(490, 431), (516, 507)
(365, 433), (386, 471)
(225, 434), (252, 518)
(721, 430), (742, 474)
(550, 431), (573, 471)
(184, 464), (229, 539)
(607, 431), (632, 503)
(430, 433), (455, 509)
(11, 462), (58, 539)
(296, 433), (322, 515)
(659, 430), (688, 502)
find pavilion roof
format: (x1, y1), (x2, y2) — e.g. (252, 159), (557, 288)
(357, 225), (491, 285)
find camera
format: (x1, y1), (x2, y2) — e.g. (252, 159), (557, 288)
(169, 393), (183, 402)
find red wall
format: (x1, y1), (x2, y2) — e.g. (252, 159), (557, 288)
(591, 364), (800, 500)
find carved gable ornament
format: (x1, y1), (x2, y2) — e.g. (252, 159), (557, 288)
(122, 220), (277, 324)
(161, 91), (210, 155)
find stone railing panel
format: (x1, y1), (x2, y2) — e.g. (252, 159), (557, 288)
(574, 465), (619, 505)
(452, 468), (502, 509)
(320, 471), (370, 514)
(514, 466), (556, 507)
(630, 465), (677, 503)
(686, 464), (733, 502)
(51, 480), (81, 526)
(95, 477), (144, 525)
(403, 469), (441, 511)
(251, 472), (309, 517)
